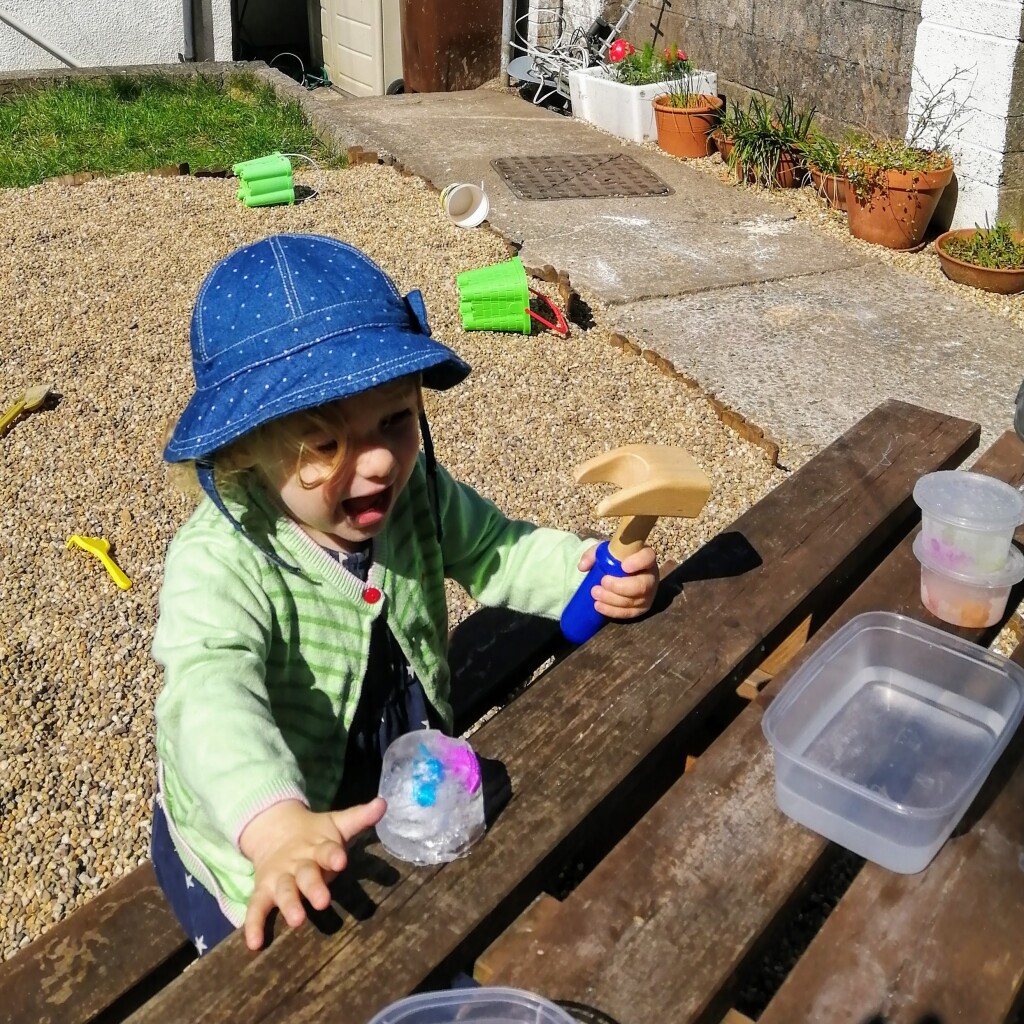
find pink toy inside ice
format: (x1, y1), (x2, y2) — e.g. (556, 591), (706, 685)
(376, 729), (486, 865)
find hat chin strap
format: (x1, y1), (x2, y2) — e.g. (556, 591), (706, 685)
(195, 462), (300, 573)
(419, 410), (443, 542)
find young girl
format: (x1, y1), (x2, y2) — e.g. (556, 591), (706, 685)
(151, 234), (658, 955)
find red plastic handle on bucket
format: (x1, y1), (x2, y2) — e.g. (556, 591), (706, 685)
(526, 288), (570, 336)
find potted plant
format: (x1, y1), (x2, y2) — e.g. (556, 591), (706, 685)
(839, 69), (968, 250)
(801, 131), (846, 210)
(841, 133), (953, 250)
(710, 99), (742, 162)
(934, 221), (1024, 294)
(728, 94), (814, 189)
(567, 42), (717, 144)
(652, 52), (723, 159)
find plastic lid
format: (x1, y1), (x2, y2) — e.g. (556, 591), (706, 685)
(913, 471), (1024, 531)
(913, 532), (1024, 586)
(366, 987), (577, 1024)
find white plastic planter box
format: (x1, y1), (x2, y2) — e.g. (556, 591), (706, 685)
(567, 65), (718, 143)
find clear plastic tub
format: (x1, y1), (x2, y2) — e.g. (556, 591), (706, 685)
(367, 988), (576, 1024)
(913, 470), (1024, 574)
(762, 612), (1024, 873)
(914, 533), (1024, 627)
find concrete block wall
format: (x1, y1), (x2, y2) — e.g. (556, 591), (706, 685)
(0, 0), (232, 71)
(530, 0), (1024, 228)
(908, 0), (1024, 227)
(614, 0), (922, 138)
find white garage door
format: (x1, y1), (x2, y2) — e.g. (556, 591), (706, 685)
(321, 0), (401, 96)
(321, 0), (384, 96)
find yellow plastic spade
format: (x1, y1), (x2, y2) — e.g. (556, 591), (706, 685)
(0, 384), (52, 437)
(66, 535), (132, 590)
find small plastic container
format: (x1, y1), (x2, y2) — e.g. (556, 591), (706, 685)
(762, 612), (1024, 874)
(913, 470), (1024, 574)
(367, 987), (576, 1024)
(913, 533), (1024, 627)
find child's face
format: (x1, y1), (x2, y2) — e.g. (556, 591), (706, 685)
(268, 382), (421, 552)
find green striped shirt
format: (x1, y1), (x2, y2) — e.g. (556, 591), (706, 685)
(152, 457), (591, 922)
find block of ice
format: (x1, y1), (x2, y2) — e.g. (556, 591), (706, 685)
(375, 729), (485, 865)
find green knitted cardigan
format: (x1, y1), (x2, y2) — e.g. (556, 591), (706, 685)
(152, 457), (591, 923)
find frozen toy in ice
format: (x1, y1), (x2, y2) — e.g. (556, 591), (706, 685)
(375, 730), (485, 865)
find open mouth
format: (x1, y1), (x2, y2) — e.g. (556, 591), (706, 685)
(342, 486), (392, 525)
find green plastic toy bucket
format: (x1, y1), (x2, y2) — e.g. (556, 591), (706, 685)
(233, 153), (292, 180)
(457, 257), (533, 334)
(233, 152), (295, 208)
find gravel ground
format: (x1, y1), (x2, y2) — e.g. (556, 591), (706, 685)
(0, 162), (783, 959)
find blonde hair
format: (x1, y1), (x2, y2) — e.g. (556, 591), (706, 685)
(165, 374), (423, 497)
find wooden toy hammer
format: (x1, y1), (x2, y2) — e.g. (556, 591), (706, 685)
(560, 444), (712, 644)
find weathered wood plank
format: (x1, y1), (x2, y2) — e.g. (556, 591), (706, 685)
(123, 401), (979, 1024)
(736, 614), (812, 700)
(0, 863), (188, 1024)
(0, 604), (566, 1024)
(471, 429), (1024, 1024)
(757, 744), (1024, 1023)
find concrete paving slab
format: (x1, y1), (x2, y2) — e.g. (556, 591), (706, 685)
(514, 209), (871, 302)
(605, 262), (1023, 458)
(298, 83), (1024, 459)
(311, 89), (870, 301)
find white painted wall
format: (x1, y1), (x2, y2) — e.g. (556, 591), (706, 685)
(0, 0), (233, 70)
(908, 0), (1023, 228)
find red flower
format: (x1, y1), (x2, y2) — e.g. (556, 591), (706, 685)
(663, 46), (688, 61)
(608, 39), (635, 63)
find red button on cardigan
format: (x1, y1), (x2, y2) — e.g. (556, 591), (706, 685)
(363, 587), (382, 604)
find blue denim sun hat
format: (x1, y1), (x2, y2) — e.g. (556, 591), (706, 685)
(164, 233), (470, 463)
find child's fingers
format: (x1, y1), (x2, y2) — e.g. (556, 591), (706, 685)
(244, 887), (276, 950)
(274, 873), (308, 929)
(577, 544), (599, 571)
(596, 573), (654, 602)
(313, 838), (349, 875)
(618, 548), (658, 575)
(332, 796), (387, 843)
(295, 860), (333, 911)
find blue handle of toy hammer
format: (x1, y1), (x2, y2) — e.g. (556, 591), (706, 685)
(560, 540), (629, 644)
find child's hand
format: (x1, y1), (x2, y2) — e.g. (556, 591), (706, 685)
(239, 797), (386, 951)
(578, 544), (660, 620)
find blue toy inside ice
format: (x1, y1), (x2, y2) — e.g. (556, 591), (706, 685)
(376, 730), (484, 865)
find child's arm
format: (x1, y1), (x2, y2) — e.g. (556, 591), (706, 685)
(238, 797), (385, 950)
(434, 464), (658, 619)
(153, 529), (309, 848)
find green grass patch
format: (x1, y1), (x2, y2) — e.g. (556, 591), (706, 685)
(0, 71), (346, 188)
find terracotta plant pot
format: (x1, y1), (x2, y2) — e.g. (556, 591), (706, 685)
(845, 162), (954, 250)
(652, 94), (724, 158)
(712, 131), (734, 162)
(808, 165), (847, 211)
(733, 150), (802, 189)
(712, 134), (800, 188)
(934, 228), (1024, 294)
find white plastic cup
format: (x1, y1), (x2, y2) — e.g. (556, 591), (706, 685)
(913, 470), (1024, 574)
(913, 532), (1024, 627)
(439, 182), (489, 228)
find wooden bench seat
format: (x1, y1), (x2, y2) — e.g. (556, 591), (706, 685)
(98, 400), (980, 1024)
(475, 429), (1024, 1024)
(0, 400), (981, 1024)
(0, 599), (572, 1024)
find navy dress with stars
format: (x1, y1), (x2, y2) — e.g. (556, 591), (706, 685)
(151, 543), (440, 955)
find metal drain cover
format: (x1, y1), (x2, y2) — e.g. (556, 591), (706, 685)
(491, 154), (674, 201)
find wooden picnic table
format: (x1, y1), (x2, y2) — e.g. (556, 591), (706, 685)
(7, 398), (1024, 1024)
